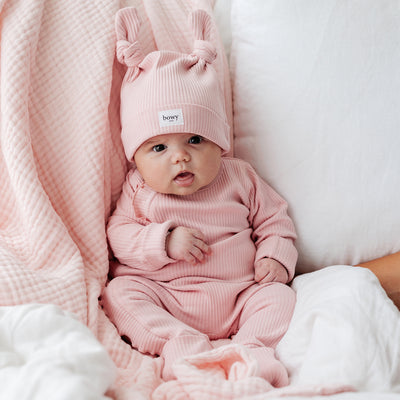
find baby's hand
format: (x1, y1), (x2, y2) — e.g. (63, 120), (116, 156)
(166, 226), (211, 265)
(254, 258), (288, 284)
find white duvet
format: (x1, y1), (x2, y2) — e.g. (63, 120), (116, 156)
(1, 266), (399, 399)
(0, 304), (115, 400)
(278, 266), (400, 396)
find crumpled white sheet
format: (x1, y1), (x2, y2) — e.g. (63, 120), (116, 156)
(278, 266), (400, 394)
(0, 303), (116, 400)
(153, 266), (400, 399)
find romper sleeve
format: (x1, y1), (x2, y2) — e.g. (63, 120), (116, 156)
(107, 170), (175, 271)
(245, 163), (298, 282)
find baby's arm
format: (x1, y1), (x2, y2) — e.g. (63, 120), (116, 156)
(108, 171), (211, 269)
(166, 226), (211, 265)
(245, 163), (298, 282)
(107, 172), (175, 270)
(108, 213), (173, 270)
(254, 258), (288, 284)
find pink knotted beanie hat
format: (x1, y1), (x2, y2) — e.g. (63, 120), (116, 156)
(115, 8), (230, 161)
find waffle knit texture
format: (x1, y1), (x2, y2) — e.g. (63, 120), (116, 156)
(116, 8), (230, 161)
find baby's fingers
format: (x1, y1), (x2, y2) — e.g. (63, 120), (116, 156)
(258, 271), (276, 284)
(194, 237), (211, 255)
(189, 240), (211, 264)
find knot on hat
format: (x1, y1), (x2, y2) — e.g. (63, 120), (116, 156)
(116, 40), (144, 68)
(192, 39), (216, 64)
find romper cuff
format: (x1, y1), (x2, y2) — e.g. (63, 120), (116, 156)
(255, 237), (298, 282)
(142, 221), (176, 270)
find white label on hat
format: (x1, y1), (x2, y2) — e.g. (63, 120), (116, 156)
(158, 109), (184, 127)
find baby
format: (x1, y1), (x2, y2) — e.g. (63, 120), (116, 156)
(102, 8), (298, 385)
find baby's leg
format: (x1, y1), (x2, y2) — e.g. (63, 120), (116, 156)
(233, 282), (296, 387)
(101, 277), (212, 380)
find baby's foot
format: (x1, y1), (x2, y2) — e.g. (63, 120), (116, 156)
(246, 346), (289, 387)
(161, 334), (213, 380)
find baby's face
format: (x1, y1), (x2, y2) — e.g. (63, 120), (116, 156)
(134, 133), (222, 195)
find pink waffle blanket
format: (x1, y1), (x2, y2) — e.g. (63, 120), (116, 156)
(0, 0), (230, 398)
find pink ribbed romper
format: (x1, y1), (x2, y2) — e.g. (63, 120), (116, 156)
(102, 157), (298, 385)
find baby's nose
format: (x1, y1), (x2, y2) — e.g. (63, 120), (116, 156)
(171, 148), (190, 163)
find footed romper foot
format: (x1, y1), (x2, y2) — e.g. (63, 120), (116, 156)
(161, 334), (213, 380)
(246, 346), (289, 388)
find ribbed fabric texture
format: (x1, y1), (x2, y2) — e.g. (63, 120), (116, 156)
(107, 158), (297, 280)
(102, 157), (298, 383)
(115, 8), (230, 161)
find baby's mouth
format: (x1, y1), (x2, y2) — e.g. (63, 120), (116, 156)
(173, 171), (195, 187)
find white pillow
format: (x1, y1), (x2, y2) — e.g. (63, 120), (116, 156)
(230, 0), (400, 273)
(213, 0), (233, 60)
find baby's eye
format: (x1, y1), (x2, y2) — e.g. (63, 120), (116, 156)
(188, 135), (203, 144)
(152, 144), (166, 152)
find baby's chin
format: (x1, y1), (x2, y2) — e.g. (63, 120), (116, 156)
(148, 173), (215, 195)
(168, 180), (205, 196)
(168, 185), (200, 196)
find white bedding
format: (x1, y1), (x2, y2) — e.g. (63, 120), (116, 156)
(1, 267), (399, 399)
(0, 304), (115, 400)
(278, 266), (400, 395)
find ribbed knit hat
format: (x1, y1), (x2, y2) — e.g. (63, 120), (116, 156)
(115, 8), (230, 161)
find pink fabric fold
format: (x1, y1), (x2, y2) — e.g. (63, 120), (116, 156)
(153, 344), (354, 400)
(0, 0), (231, 398)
